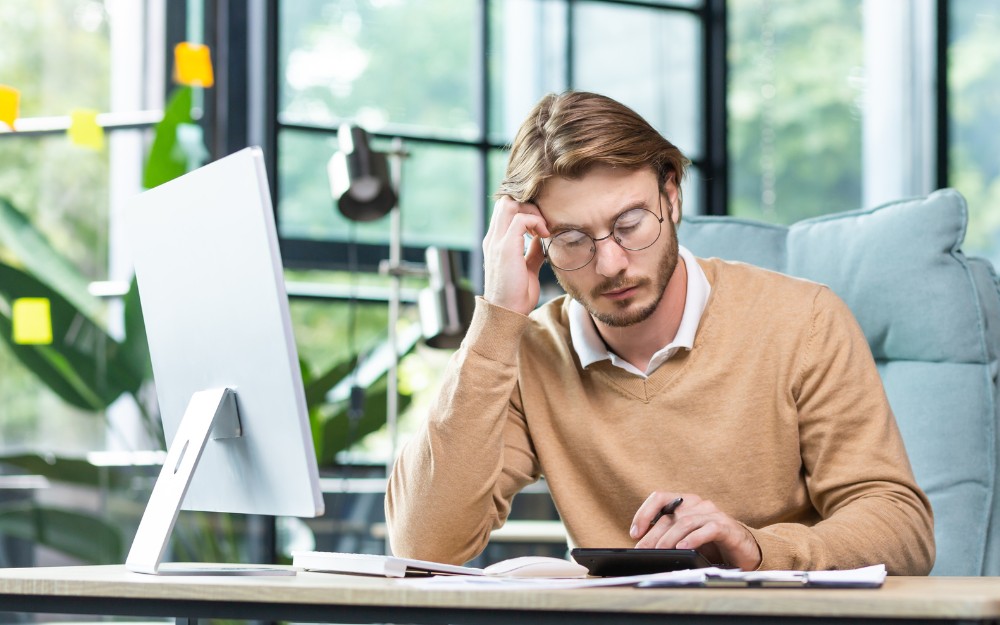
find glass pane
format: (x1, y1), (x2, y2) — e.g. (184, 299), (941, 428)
(0, 135), (110, 280)
(949, 0), (1000, 267)
(279, 0), (480, 139)
(573, 2), (702, 159)
(488, 0), (568, 143)
(728, 0), (864, 223)
(0, 0), (111, 117)
(0, 0), (116, 457)
(289, 294), (389, 374)
(278, 129), (479, 251)
(645, 0), (703, 6)
(488, 148), (510, 201)
(680, 164), (702, 218)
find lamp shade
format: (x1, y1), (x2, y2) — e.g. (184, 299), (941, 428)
(328, 125), (397, 222)
(418, 247), (475, 349)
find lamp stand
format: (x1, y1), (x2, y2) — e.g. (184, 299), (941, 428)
(382, 139), (406, 507)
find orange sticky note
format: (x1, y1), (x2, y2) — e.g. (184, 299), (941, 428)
(0, 84), (19, 130)
(68, 109), (105, 150)
(174, 42), (215, 88)
(12, 298), (53, 345)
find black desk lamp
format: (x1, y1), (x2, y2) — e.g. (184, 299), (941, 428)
(328, 124), (397, 222)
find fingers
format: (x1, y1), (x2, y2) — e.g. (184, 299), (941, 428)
(485, 196), (549, 245)
(524, 233), (545, 274)
(636, 496), (717, 548)
(633, 495), (762, 570)
(630, 491), (696, 540)
(482, 196), (550, 315)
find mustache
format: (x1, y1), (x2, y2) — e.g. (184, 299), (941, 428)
(591, 275), (649, 298)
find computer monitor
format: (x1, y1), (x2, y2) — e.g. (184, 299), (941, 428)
(124, 147), (324, 575)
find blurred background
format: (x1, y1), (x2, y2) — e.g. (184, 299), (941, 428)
(0, 0), (997, 596)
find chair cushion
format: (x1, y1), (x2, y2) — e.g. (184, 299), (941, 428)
(680, 189), (1000, 576)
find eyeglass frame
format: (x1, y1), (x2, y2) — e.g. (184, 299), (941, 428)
(539, 183), (667, 271)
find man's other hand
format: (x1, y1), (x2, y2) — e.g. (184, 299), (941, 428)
(630, 491), (763, 571)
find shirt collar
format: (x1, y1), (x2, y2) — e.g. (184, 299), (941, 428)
(568, 245), (711, 377)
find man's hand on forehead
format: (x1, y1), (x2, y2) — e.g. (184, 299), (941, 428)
(482, 196), (550, 316)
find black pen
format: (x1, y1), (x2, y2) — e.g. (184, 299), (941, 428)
(650, 497), (684, 526)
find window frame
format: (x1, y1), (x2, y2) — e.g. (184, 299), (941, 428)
(213, 0), (978, 278)
(234, 0), (727, 287)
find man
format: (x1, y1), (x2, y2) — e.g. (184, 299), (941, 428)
(385, 91), (934, 573)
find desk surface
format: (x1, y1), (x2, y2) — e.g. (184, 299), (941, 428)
(0, 565), (999, 625)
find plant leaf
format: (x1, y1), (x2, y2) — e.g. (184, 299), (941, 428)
(0, 501), (124, 564)
(304, 356), (356, 409)
(0, 197), (101, 321)
(121, 275), (152, 381)
(0, 453), (105, 487)
(143, 87), (194, 189)
(315, 374), (412, 466)
(0, 262), (142, 410)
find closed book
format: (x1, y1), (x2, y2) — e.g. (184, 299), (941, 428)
(291, 551), (483, 578)
(292, 551), (589, 579)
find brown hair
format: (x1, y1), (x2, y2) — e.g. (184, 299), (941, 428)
(497, 91), (691, 220)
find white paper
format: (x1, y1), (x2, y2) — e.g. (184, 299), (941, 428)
(399, 564), (887, 590)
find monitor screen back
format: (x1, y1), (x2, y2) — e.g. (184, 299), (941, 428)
(127, 147), (324, 518)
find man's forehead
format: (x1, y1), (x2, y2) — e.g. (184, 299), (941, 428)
(536, 167), (658, 220)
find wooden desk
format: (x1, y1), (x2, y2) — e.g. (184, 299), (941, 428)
(0, 565), (999, 625)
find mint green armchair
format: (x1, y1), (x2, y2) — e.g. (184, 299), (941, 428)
(680, 189), (1000, 576)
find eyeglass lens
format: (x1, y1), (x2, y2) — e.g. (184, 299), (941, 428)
(545, 206), (662, 271)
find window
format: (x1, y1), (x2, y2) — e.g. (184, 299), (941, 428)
(728, 0), (1000, 267)
(949, 0), (1000, 268)
(0, 0), (163, 454)
(728, 0), (866, 222)
(272, 0), (716, 279)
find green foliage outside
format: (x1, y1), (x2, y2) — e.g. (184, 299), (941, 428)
(0, 0), (419, 566)
(728, 0), (864, 222)
(949, 0), (1000, 264)
(277, 0), (480, 251)
(728, 0), (1000, 268)
(2, 0), (999, 568)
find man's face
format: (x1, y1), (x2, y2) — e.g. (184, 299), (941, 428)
(536, 165), (681, 328)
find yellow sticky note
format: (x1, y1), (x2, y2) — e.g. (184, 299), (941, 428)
(174, 42), (215, 87)
(0, 84), (19, 130)
(12, 298), (53, 345)
(68, 109), (105, 150)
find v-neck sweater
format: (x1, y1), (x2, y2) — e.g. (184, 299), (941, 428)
(386, 257), (935, 574)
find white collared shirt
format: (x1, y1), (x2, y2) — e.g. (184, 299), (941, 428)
(568, 245), (711, 378)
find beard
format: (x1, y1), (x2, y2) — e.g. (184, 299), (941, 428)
(556, 221), (679, 328)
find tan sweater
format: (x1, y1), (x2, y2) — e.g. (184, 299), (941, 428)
(386, 258), (935, 574)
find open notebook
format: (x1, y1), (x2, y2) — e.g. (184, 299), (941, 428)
(291, 550), (588, 579)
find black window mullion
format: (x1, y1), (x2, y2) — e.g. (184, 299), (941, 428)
(202, 0), (250, 159)
(164, 0), (188, 102)
(935, 0), (949, 190)
(474, 0), (490, 293)
(703, 0), (727, 216)
(266, 0), (280, 232)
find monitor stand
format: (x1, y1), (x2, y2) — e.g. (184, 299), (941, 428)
(125, 387), (293, 576)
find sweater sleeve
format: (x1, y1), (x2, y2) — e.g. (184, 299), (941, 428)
(747, 287), (935, 575)
(384, 297), (541, 565)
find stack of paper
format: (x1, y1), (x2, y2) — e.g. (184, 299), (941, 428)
(636, 564), (888, 588)
(293, 550), (887, 590)
(400, 564), (888, 590)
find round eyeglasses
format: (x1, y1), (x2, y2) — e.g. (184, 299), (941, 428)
(541, 189), (665, 271)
